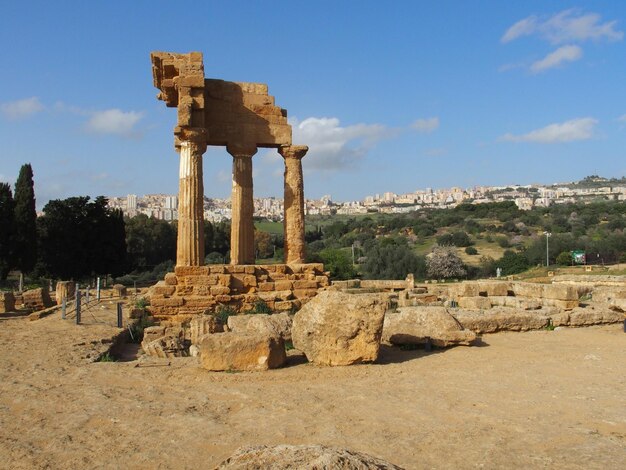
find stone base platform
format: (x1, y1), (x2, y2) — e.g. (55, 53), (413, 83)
(148, 263), (329, 322)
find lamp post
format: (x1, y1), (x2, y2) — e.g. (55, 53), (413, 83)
(543, 231), (552, 267)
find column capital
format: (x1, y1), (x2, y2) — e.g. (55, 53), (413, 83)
(279, 145), (308, 160)
(175, 127), (207, 153)
(227, 143), (257, 158)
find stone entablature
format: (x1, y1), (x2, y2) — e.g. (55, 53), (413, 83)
(148, 263), (330, 321)
(151, 51), (308, 267)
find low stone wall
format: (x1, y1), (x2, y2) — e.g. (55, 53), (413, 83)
(148, 263), (330, 322)
(445, 281), (579, 310)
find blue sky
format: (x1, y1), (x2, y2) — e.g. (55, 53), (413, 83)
(1, 1), (625, 209)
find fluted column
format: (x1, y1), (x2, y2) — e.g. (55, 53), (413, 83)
(177, 138), (207, 266)
(227, 144), (257, 265)
(279, 145), (308, 264)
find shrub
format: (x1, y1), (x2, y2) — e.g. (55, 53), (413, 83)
(556, 251), (572, 266)
(215, 305), (236, 325)
(249, 299), (272, 315)
(465, 246), (478, 255)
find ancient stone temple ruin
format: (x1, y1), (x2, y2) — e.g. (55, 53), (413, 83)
(148, 51), (328, 321)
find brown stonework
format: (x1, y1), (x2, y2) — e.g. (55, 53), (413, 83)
(279, 145), (308, 264)
(228, 144), (257, 265)
(148, 263), (328, 320)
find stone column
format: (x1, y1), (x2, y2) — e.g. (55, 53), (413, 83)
(176, 138), (207, 266)
(227, 144), (257, 265)
(279, 145), (308, 264)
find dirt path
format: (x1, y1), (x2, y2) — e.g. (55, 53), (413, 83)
(0, 307), (624, 469)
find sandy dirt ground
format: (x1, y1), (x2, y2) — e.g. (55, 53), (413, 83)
(0, 302), (624, 470)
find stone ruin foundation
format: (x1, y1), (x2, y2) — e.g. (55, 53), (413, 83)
(148, 51), (329, 321)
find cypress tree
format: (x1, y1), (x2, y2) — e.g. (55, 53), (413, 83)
(14, 164), (38, 274)
(0, 183), (15, 280)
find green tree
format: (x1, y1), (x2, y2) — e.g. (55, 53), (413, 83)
(362, 238), (426, 280)
(0, 183), (15, 280)
(496, 250), (529, 275)
(13, 164), (37, 274)
(318, 248), (356, 280)
(38, 196), (127, 279)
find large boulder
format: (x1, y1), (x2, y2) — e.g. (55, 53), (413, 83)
(215, 444), (404, 469)
(291, 290), (388, 366)
(198, 332), (286, 371)
(383, 307), (476, 347)
(451, 307), (550, 334)
(227, 312), (292, 341)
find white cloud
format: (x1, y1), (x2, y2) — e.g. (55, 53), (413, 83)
(618, 114), (626, 123)
(85, 109), (143, 137)
(1, 97), (45, 120)
(411, 117), (439, 133)
(292, 117), (392, 170)
(502, 9), (623, 44)
(530, 45), (583, 72)
(500, 118), (598, 143)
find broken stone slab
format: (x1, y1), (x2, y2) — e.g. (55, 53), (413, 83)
(291, 290), (388, 366)
(141, 325), (184, 354)
(382, 306), (476, 347)
(189, 314), (223, 345)
(451, 307), (550, 334)
(226, 312), (292, 341)
(142, 335), (187, 358)
(198, 332), (286, 371)
(215, 444), (404, 470)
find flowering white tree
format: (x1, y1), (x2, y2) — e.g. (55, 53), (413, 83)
(427, 246), (466, 279)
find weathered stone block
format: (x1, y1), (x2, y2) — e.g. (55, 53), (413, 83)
(210, 286), (230, 296)
(274, 280), (293, 291)
(215, 444), (403, 469)
(190, 314), (224, 344)
(274, 300), (295, 311)
(198, 332), (286, 371)
(382, 307), (476, 347)
(164, 273), (178, 285)
(293, 280), (318, 290)
(458, 296), (491, 310)
(451, 308), (549, 334)
(477, 281), (511, 297)
(292, 288), (318, 299)
(175, 266), (210, 276)
(55, 281), (75, 304)
(258, 282), (275, 292)
(0, 292), (16, 313)
(153, 285), (176, 296)
(227, 312), (292, 341)
(512, 282), (544, 298)
(292, 290), (387, 366)
(541, 299), (578, 310)
(22, 288), (54, 311)
(543, 284), (578, 301)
